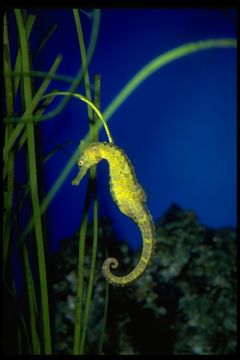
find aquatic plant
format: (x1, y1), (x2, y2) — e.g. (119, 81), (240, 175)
(3, 8), (236, 355)
(3, 8), (102, 354)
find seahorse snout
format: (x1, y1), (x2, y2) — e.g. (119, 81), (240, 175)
(72, 166), (87, 186)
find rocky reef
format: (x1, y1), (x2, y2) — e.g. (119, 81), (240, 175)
(49, 204), (236, 354)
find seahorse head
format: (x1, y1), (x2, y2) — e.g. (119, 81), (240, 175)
(79, 143), (102, 166)
(72, 142), (101, 185)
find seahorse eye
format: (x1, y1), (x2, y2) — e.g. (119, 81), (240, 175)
(78, 160), (83, 166)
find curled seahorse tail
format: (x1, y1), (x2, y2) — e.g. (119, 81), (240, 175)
(102, 216), (155, 287)
(101, 247), (152, 287)
(102, 257), (120, 285)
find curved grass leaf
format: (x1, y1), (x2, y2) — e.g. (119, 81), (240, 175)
(4, 9), (101, 125)
(103, 38), (237, 121)
(33, 23), (58, 60)
(3, 54), (62, 165)
(22, 246), (41, 354)
(14, 14), (36, 95)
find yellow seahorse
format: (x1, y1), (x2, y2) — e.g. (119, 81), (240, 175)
(72, 141), (155, 286)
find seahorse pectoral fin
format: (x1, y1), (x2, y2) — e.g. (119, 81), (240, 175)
(72, 167), (87, 186)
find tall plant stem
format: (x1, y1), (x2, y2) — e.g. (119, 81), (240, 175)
(3, 14), (15, 275)
(15, 9), (52, 354)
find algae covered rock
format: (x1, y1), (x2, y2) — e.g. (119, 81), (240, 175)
(50, 205), (236, 354)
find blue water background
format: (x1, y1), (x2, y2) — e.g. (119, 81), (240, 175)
(10, 9), (236, 253)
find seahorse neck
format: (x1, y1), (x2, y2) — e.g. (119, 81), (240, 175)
(98, 142), (119, 163)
